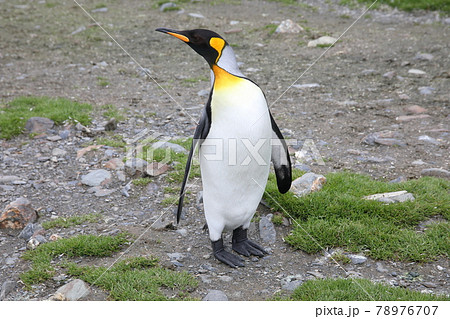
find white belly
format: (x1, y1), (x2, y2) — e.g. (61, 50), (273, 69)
(200, 80), (272, 241)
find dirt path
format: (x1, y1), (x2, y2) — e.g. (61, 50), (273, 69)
(0, 0), (448, 300)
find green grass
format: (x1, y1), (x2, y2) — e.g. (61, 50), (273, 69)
(0, 96), (92, 139)
(341, 0), (449, 13)
(101, 104), (126, 121)
(42, 213), (102, 230)
(280, 278), (450, 301)
(64, 257), (198, 300)
(20, 233), (130, 288)
(20, 233), (198, 300)
(139, 138), (200, 183)
(96, 76), (110, 87)
(95, 134), (127, 149)
(264, 171), (449, 262)
(132, 177), (153, 186)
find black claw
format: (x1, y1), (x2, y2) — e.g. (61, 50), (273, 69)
(232, 226), (268, 257)
(211, 238), (244, 268)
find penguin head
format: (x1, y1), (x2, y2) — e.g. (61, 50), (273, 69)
(156, 28), (227, 68)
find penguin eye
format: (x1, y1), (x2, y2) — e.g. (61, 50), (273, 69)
(190, 33), (204, 45)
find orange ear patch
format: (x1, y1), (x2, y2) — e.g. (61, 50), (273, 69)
(209, 37), (225, 62)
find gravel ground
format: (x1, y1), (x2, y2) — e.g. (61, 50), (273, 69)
(0, 0), (448, 301)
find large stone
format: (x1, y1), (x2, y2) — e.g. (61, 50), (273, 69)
(0, 280), (16, 301)
(18, 223), (45, 241)
(308, 36), (337, 48)
(25, 117), (54, 134)
(348, 254), (367, 264)
(281, 275), (304, 291)
(362, 131), (405, 147)
(0, 198), (37, 229)
(421, 168), (450, 178)
(81, 169), (111, 187)
(50, 279), (90, 301)
(202, 290), (228, 301)
(151, 141), (188, 154)
(259, 215), (276, 244)
(363, 191), (415, 203)
(290, 173), (326, 197)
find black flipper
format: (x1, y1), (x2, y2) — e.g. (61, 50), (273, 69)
(176, 91), (212, 223)
(269, 111), (292, 194)
(212, 238), (244, 268)
(232, 226), (268, 257)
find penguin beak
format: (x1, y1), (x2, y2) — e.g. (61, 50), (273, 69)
(155, 28), (190, 43)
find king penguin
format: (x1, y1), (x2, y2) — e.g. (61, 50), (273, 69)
(156, 28), (292, 268)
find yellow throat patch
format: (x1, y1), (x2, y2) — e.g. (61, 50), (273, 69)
(212, 65), (243, 91)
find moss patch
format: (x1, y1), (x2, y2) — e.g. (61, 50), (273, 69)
(0, 96), (92, 139)
(264, 171), (449, 262)
(280, 278), (449, 301)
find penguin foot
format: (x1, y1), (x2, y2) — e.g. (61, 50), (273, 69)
(212, 238), (244, 268)
(232, 226), (268, 257)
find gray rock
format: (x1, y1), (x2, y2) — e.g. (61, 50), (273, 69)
(202, 289), (228, 301)
(91, 7), (108, 13)
(125, 158), (149, 177)
(308, 36), (337, 47)
(415, 53), (433, 61)
(408, 69), (426, 76)
(88, 186), (115, 197)
(356, 156), (394, 164)
(275, 19), (304, 33)
(151, 141), (188, 154)
(421, 168), (450, 178)
(5, 256), (18, 265)
(290, 172), (326, 197)
(376, 262), (389, 273)
(197, 89), (210, 97)
(0, 176), (21, 184)
(418, 86), (435, 95)
(362, 131), (405, 147)
(383, 71), (396, 79)
(47, 135), (62, 141)
(293, 83), (320, 89)
(218, 275), (233, 282)
(389, 176), (407, 183)
(281, 275), (304, 291)
(51, 279), (90, 301)
(25, 117), (54, 134)
(422, 282), (437, 288)
(188, 13), (205, 19)
(259, 215), (276, 244)
(0, 280), (16, 300)
(52, 148), (67, 157)
(167, 252), (184, 261)
(418, 135), (439, 145)
(26, 235), (47, 250)
(81, 169), (111, 187)
(175, 228), (188, 236)
(348, 254), (367, 264)
(18, 223), (44, 241)
(71, 26), (86, 35)
(361, 69), (377, 76)
(364, 191), (415, 203)
(160, 2), (177, 12)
